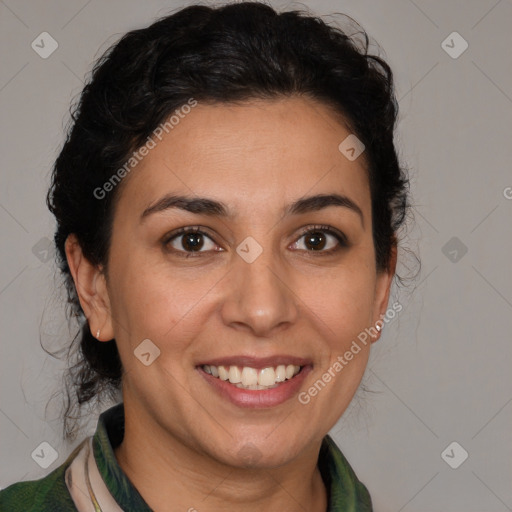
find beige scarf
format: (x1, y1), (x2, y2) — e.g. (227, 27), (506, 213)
(64, 437), (124, 512)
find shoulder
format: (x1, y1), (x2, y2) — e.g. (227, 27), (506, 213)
(321, 435), (373, 511)
(0, 442), (84, 512)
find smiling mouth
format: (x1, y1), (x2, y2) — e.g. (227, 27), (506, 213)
(201, 364), (303, 390)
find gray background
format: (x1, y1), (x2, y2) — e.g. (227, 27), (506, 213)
(1, 0), (511, 510)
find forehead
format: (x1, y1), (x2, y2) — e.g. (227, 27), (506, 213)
(115, 97), (370, 219)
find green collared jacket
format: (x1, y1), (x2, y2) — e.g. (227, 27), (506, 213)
(0, 403), (372, 511)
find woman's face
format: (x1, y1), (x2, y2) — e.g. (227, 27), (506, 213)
(100, 96), (394, 468)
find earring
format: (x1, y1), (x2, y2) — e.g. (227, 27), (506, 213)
(376, 325), (381, 332)
(96, 329), (101, 339)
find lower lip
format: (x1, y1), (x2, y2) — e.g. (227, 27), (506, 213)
(197, 365), (312, 408)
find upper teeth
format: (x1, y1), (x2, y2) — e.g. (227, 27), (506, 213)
(203, 364), (301, 389)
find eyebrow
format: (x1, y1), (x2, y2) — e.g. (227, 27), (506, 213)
(141, 193), (364, 227)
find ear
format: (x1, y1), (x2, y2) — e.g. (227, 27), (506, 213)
(65, 234), (115, 341)
(371, 241), (397, 343)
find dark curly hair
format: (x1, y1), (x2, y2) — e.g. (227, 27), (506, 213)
(46, 1), (410, 440)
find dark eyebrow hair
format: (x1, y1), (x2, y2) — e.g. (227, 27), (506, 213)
(141, 193), (364, 227)
(286, 194), (364, 227)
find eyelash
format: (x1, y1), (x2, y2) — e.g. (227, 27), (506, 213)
(162, 224), (348, 258)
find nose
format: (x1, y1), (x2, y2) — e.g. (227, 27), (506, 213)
(220, 246), (300, 337)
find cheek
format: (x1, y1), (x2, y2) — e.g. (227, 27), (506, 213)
(303, 264), (376, 339)
(108, 250), (222, 346)
(307, 269), (375, 402)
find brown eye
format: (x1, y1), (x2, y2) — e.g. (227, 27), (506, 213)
(304, 231), (328, 251)
(291, 225), (347, 254)
(165, 227), (219, 254)
(180, 232), (205, 251)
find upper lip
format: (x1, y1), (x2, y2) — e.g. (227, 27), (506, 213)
(197, 355), (312, 370)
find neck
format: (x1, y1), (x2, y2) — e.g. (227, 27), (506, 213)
(113, 400), (328, 512)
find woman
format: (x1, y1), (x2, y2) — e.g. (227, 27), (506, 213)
(0, 2), (409, 510)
